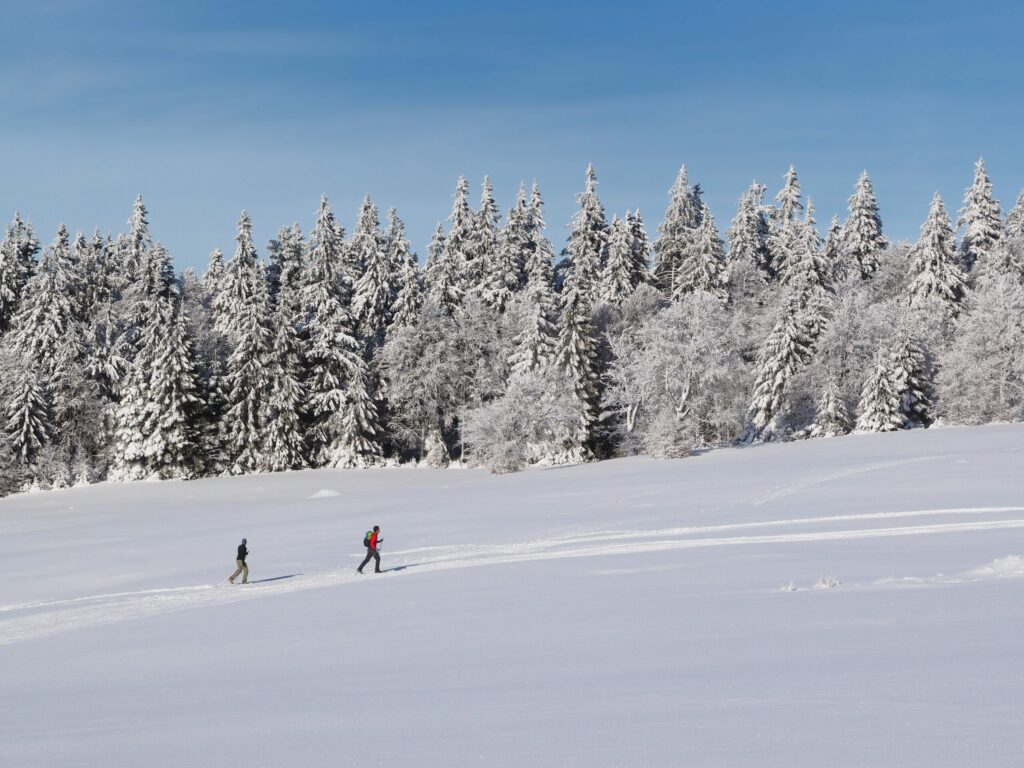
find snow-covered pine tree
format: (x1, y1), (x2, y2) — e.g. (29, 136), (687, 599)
(823, 215), (846, 282)
(854, 347), (904, 432)
(907, 193), (966, 317)
(553, 285), (599, 461)
(958, 158), (1002, 272)
(781, 201), (829, 295)
(468, 176), (501, 302)
(301, 200), (383, 468)
(889, 332), (934, 427)
(111, 295), (171, 480)
(443, 176), (475, 299)
(855, 333), (933, 432)
(266, 223), (305, 314)
(122, 195), (152, 287)
(673, 204), (728, 301)
(262, 303), (307, 472)
(139, 298), (205, 479)
(841, 171), (887, 279)
(1005, 190), (1024, 240)
(808, 378), (852, 437)
(747, 291), (815, 438)
(214, 212), (264, 343)
(627, 210), (651, 285)
(726, 182), (771, 278)
(203, 249), (225, 297)
(5, 225), (78, 374)
(386, 209), (423, 331)
(5, 368), (53, 468)
(652, 165), (701, 297)
(773, 165), (804, 226)
(561, 164), (608, 304)
(509, 184), (560, 376)
(600, 215), (637, 305)
(0, 214), (40, 335)
(351, 197), (393, 353)
(485, 182), (529, 312)
(425, 222), (460, 314)
(220, 259), (274, 475)
(277, 224), (306, 325)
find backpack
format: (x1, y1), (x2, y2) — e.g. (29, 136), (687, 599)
(363, 531), (373, 547)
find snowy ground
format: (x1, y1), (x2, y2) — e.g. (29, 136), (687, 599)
(2, 425), (1023, 767)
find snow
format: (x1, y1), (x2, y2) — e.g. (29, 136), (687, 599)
(2, 424), (1024, 767)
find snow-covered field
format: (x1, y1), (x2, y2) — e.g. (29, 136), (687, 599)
(2, 425), (1023, 767)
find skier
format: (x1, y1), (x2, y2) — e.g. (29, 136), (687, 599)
(229, 538), (249, 584)
(357, 525), (382, 574)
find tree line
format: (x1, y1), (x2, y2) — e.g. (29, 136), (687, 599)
(1, 159), (1022, 489)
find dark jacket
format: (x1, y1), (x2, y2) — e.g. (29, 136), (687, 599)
(237, 544), (248, 563)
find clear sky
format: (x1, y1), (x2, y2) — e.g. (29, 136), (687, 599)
(2, 0), (1024, 270)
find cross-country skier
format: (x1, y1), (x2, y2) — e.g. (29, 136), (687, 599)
(357, 526), (382, 574)
(229, 538), (249, 584)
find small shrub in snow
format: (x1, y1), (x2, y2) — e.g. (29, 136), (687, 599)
(814, 575), (841, 589)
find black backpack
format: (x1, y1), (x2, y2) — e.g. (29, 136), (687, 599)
(363, 531), (372, 547)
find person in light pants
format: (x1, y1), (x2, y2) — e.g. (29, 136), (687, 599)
(229, 538), (249, 584)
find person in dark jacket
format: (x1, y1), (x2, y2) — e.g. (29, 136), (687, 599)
(229, 538), (249, 584)
(357, 526), (382, 574)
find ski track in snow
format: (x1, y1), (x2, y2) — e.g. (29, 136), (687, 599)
(749, 455), (951, 506)
(3, 506), (1024, 647)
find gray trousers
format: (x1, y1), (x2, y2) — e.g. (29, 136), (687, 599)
(358, 547), (381, 573)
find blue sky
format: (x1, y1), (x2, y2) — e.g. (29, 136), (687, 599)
(2, 0), (1024, 270)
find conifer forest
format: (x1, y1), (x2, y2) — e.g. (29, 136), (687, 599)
(2, 160), (1022, 492)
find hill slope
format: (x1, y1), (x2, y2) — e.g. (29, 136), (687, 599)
(2, 425), (1023, 767)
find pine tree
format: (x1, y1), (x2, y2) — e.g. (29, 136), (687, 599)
(203, 249), (225, 297)
(267, 223), (305, 315)
(958, 158), (1002, 272)
(841, 171), (887, 278)
(220, 272), (273, 475)
(1005, 190), (1024, 240)
(561, 164), (608, 304)
(509, 183), (560, 376)
(855, 348), (904, 432)
(386, 210), (423, 330)
(889, 333), (934, 427)
(673, 204), (728, 301)
(351, 197), (392, 352)
(486, 182), (529, 312)
(653, 165), (701, 296)
(262, 304), (307, 471)
(425, 222), (460, 314)
(809, 378), (852, 437)
(907, 194), (966, 317)
(468, 176), (501, 300)
(553, 286), (599, 461)
(773, 165), (804, 226)
(855, 334), (933, 432)
(301, 200), (383, 468)
(122, 195), (152, 287)
(600, 216), (637, 305)
(823, 215), (846, 282)
(6, 225), (78, 374)
(0, 214), (39, 334)
(214, 212), (263, 343)
(444, 176), (475, 298)
(781, 201), (830, 295)
(627, 210), (651, 284)
(5, 369), (53, 468)
(726, 182), (771, 277)
(139, 299), (205, 479)
(747, 291), (815, 437)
